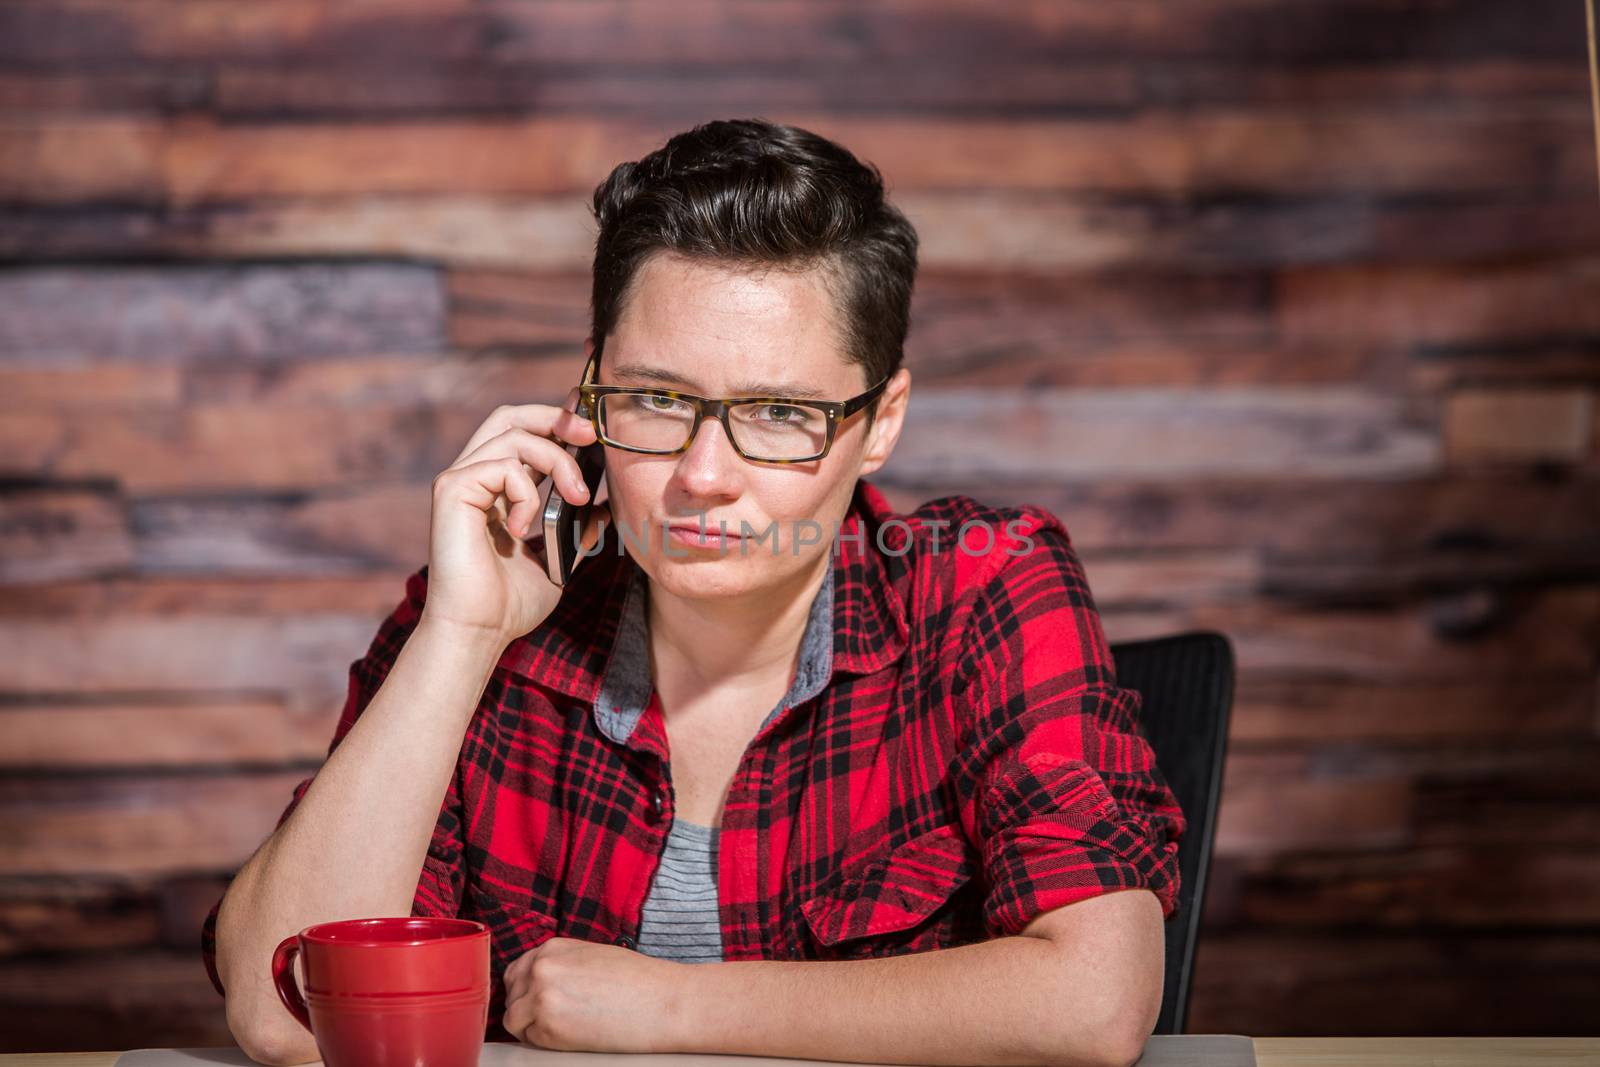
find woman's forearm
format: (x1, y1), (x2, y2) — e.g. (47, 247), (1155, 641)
(214, 616), (508, 1062)
(670, 930), (1150, 1067)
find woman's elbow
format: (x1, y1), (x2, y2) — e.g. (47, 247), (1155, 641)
(1096, 1012), (1156, 1067)
(1035, 1001), (1155, 1067)
(227, 998), (321, 1066)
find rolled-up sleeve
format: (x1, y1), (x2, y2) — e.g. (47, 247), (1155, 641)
(201, 565), (466, 997)
(949, 511), (1185, 938)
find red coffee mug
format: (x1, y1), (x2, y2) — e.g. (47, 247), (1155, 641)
(272, 917), (490, 1067)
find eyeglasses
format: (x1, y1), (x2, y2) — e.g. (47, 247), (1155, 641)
(575, 354), (889, 464)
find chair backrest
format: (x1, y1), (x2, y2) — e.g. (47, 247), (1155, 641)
(1108, 630), (1235, 1035)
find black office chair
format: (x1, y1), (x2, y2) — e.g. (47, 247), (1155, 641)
(1109, 630), (1235, 1035)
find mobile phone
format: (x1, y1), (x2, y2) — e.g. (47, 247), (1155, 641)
(539, 421), (608, 588)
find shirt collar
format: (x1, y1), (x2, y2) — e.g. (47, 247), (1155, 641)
(499, 478), (911, 733)
(591, 548), (836, 747)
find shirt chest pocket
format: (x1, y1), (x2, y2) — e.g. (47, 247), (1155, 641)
(796, 822), (979, 958)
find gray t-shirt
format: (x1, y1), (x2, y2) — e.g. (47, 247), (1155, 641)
(634, 816), (723, 963)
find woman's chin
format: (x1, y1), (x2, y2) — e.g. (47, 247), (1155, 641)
(645, 552), (772, 598)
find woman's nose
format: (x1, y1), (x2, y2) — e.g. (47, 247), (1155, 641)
(673, 416), (744, 489)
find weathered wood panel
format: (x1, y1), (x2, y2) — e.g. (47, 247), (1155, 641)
(0, 951), (229, 1051)
(8, 193), (1598, 270)
(0, 773), (308, 876)
(0, 877), (169, 957)
(0, 403), (476, 492)
(5, 110), (1592, 205)
(871, 475), (1600, 558)
(0, 698), (333, 769)
(1186, 932), (1600, 1037)
(0, 571), (410, 618)
(1445, 389), (1596, 463)
(1102, 586), (1600, 682)
(0, 60), (1585, 121)
(0, 1), (1583, 69)
(1229, 676), (1597, 744)
(0, 263), (446, 361)
(0, 613), (377, 694)
(0, 488), (133, 584)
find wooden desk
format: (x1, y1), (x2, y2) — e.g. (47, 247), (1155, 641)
(1252, 1038), (1598, 1064)
(0, 1039), (1597, 1066)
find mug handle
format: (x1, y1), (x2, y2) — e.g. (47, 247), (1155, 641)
(271, 934), (312, 1032)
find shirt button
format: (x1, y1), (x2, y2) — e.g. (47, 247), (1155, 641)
(648, 789), (665, 822)
(614, 934), (636, 950)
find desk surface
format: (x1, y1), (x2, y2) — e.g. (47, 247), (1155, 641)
(1, 1039), (1597, 1066)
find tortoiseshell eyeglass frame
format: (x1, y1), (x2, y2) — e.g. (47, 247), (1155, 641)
(574, 353), (890, 464)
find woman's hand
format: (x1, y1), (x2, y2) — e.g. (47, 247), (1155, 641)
(421, 387), (610, 643)
(501, 937), (688, 1053)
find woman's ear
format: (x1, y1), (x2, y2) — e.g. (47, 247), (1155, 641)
(857, 368), (911, 478)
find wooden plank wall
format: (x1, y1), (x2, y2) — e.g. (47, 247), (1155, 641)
(2, 0), (1598, 1051)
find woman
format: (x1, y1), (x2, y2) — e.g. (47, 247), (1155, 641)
(202, 118), (1184, 1067)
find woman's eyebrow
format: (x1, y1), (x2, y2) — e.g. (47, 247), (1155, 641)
(608, 361), (828, 399)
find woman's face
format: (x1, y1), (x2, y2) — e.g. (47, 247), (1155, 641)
(584, 251), (908, 602)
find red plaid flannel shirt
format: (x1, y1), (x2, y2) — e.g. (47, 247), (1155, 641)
(202, 478), (1184, 1042)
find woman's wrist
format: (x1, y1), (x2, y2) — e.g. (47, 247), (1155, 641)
(407, 612), (515, 692)
(415, 609), (515, 653)
(653, 958), (708, 1054)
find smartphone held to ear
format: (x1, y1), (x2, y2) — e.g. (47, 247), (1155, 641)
(538, 430), (609, 588)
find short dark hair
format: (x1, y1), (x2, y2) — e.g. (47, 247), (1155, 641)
(587, 118), (918, 428)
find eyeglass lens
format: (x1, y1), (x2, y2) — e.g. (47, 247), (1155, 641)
(597, 393), (830, 461)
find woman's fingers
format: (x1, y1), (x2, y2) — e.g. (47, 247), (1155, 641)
(500, 460), (541, 539)
(433, 456), (539, 546)
(450, 393), (595, 468)
(502, 960), (535, 1043)
(447, 428), (594, 523)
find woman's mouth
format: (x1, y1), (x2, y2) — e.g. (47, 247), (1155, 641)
(667, 523), (744, 550)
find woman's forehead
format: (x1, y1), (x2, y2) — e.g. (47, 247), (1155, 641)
(606, 258), (861, 393)
(623, 254), (837, 330)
